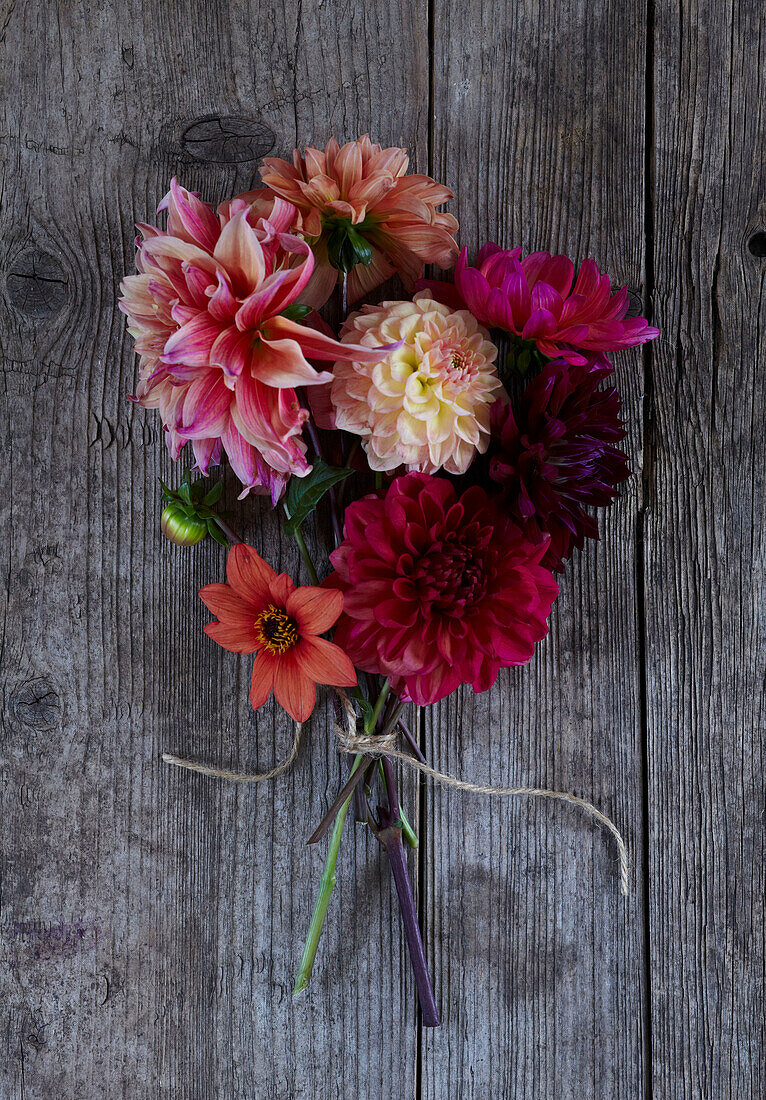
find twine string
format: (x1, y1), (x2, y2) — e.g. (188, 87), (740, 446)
(162, 691), (629, 896)
(162, 722), (302, 783)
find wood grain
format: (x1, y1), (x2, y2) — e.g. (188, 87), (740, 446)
(0, 1), (427, 1096)
(646, 1), (766, 1095)
(1, 0), (764, 1095)
(422, 1), (650, 1095)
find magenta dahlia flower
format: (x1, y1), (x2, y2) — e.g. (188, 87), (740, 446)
(418, 243), (659, 366)
(487, 357), (630, 571)
(120, 179), (385, 502)
(326, 473), (558, 705)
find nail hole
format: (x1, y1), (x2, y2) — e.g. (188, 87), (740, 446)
(747, 231), (766, 258)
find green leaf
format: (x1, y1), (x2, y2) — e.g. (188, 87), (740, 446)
(159, 477), (175, 502)
(345, 225), (372, 267)
(506, 345), (544, 379)
(206, 518), (229, 547)
(203, 482), (223, 507)
(280, 302), (313, 321)
(283, 459), (354, 536)
(325, 218), (374, 274)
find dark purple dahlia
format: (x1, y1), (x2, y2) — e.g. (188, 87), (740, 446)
(488, 356), (630, 571)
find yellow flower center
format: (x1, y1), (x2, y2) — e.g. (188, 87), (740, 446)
(254, 604), (299, 654)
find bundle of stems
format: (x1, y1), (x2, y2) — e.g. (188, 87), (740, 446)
(287, 274), (440, 1027)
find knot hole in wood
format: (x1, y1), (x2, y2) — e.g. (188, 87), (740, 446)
(8, 676), (62, 732)
(179, 115), (276, 164)
(5, 249), (70, 320)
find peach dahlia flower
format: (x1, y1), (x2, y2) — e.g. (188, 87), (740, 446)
(120, 180), (384, 502)
(331, 295), (502, 475)
(257, 135), (459, 308)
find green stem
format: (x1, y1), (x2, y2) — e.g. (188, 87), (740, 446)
(293, 679), (392, 994)
(399, 802), (419, 848)
(293, 526), (319, 585)
(293, 757), (363, 995)
(367, 678), (390, 734)
(283, 504), (320, 585)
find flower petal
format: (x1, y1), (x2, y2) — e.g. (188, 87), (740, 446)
(226, 543), (278, 605)
(264, 315), (394, 365)
(252, 335), (334, 388)
(272, 653), (317, 722)
(180, 372), (231, 437)
(286, 586), (343, 634)
(198, 581), (253, 620)
(162, 178), (221, 252)
(203, 620), (258, 653)
(269, 572), (296, 606)
(294, 636), (357, 687)
(250, 651), (277, 710)
(192, 436), (222, 475)
(213, 209), (266, 293)
(163, 312), (221, 366)
(210, 325), (254, 383)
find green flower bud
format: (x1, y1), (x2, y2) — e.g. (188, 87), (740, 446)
(160, 503), (208, 546)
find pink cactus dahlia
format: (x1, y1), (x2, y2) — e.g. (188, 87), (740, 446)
(120, 179), (384, 502)
(326, 473), (558, 705)
(418, 243), (660, 366)
(257, 135), (459, 309)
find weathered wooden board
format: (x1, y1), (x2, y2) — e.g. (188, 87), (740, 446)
(0, 1), (427, 1096)
(422, 1), (651, 1096)
(646, 1), (766, 1096)
(2, 0), (764, 1096)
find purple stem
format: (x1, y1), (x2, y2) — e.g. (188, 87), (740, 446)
(377, 757), (440, 1027)
(213, 517), (242, 545)
(398, 716), (426, 764)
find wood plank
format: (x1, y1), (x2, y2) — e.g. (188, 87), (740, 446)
(646, 1), (766, 1095)
(422, 2), (650, 1094)
(0, 1), (427, 1095)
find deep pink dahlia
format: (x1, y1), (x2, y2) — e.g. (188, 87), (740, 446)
(326, 473), (558, 705)
(488, 357), (630, 571)
(418, 243), (659, 366)
(120, 179), (383, 502)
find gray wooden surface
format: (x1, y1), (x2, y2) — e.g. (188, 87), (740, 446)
(1, 0), (763, 1097)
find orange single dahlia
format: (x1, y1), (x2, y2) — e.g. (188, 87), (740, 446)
(256, 135), (459, 308)
(200, 543), (357, 723)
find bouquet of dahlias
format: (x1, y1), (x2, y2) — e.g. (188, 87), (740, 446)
(120, 135), (658, 1026)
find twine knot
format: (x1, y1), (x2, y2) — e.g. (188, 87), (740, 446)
(162, 690), (629, 896)
(332, 692), (398, 756)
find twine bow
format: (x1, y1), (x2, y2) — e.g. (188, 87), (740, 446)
(163, 691), (629, 896)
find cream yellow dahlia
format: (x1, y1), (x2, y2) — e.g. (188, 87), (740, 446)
(331, 295), (502, 475)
